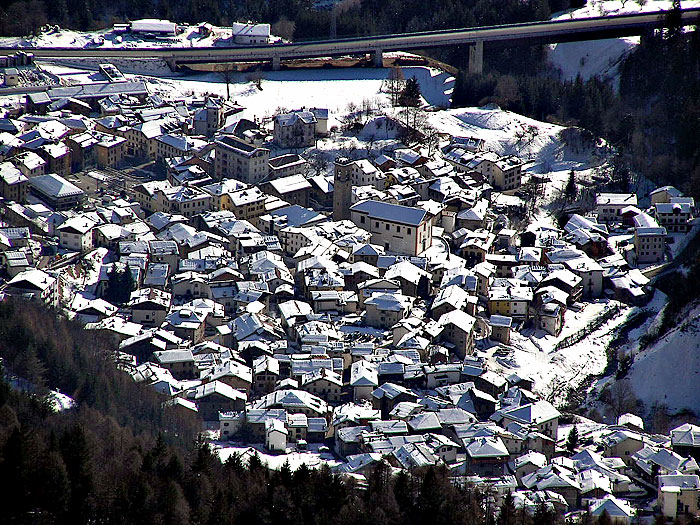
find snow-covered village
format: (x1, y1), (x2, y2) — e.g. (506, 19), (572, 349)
(0, 2), (699, 523)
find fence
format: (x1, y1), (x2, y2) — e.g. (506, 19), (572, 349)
(552, 304), (622, 352)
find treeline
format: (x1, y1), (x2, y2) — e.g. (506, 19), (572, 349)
(0, 0), (583, 39)
(0, 299), (199, 438)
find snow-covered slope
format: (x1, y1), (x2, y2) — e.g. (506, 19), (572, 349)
(427, 105), (604, 168)
(548, 0), (700, 83)
(626, 301), (700, 415)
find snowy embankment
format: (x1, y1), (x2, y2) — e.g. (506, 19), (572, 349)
(625, 300), (700, 415)
(548, 0), (700, 83)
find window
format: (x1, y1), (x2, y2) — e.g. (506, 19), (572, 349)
(386, 224), (390, 231)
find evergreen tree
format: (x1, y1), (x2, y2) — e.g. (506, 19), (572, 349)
(565, 170), (577, 201)
(105, 266), (135, 305)
(498, 491), (518, 525)
(566, 425), (579, 454)
(399, 76), (422, 107)
(533, 501), (556, 525)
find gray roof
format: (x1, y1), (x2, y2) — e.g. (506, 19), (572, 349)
(46, 81), (148, 102)
(29, 174), (84, 198)
(350, 200), (427, 226)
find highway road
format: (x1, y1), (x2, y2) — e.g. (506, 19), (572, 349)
(1, 8), (698, 68)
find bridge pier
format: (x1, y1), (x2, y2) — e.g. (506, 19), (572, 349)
(164, 58), (178, 72)
(371, 48), (384, 67)
(272, 56), (281, 71)
(468, 41), (483, 75)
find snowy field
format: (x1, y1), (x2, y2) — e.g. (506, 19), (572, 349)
(39, 62), (454, 124)
(214, 442), (342, 471)
(548, 0), (700, 83)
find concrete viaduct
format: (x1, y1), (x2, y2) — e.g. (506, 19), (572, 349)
(2, 8), (699, 74)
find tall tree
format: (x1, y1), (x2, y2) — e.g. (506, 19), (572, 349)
(566, 425), (579, 454)
(399, 76), (422, 107)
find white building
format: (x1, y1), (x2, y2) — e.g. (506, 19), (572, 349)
(232, 22), (271, 45)
(350, 200), (432, 256)
(130, 19), (178, 36)
(633, 213), (666, 264)
(56, 216), (98, 252)
(596, 193), (638, 224)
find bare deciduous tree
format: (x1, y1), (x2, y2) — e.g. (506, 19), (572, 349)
(382, 66), (405, 106)
(217, 64), (235, 100)
(602, 380), (637, 420)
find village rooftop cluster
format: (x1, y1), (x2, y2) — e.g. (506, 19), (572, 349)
(0, 67), (698, 524)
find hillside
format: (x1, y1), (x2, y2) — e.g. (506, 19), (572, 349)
(548, 0), (700, 83)
(626, 300), (700, 415)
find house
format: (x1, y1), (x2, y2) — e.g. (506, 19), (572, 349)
(350, 360), (379, 401)
(232, 22), (271, 45)
(488, 285), (533, 320)
(424, 363), (462, 388)
(521, 463), (581, 509)
(273, 111), (316, 148)
(655, 201), (692, 233)
(261, 174), (311, 207)
(465, 437), (510, 477)
(495, 400), (560, 440)
(189, 380), (247, 421)
(0, 162), (28, 203)
(350, 200), (432, 256)
(213, 135), (270, 184)
(251, 389), (328, 418)
(299, 368), (343, 403)
(153, 349), (196, 380)
(225, 186), (267, 223)
(511, 451), (548, 484)
(56, 215), (98, 252)
(589, 497), (634, 524)
(250, 355), (277, 392)
(489, 314), (512, 344)
(13, 151), (46, 178)
(657, 475), (700, 520)
(372, 383), (419, 419)
(364, 292), (413, 329)
(164, 307), (208, 343)
(633, 213), (666, 264)
(546, 249), (603, 298)
(265, 418), (288, 451)
(128, 287), (171, 327)
(650, 185), (683, 205)
(538, 302), (564, 336)
(671, 423), (700, 461)
(269, 153), (308, 179)
(596, 193), (638, 224)
(130, 19), (178, 36)
(4, 268), (57, 306)
(200, 361), (253, 394)
(436, 309), (476, 359)
(430, 284), (470, 320)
